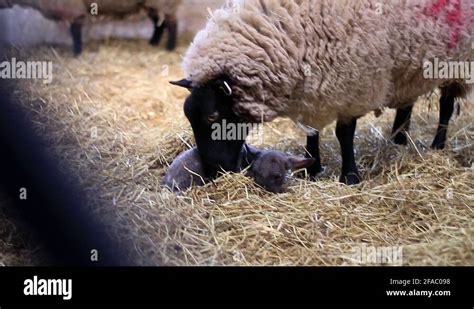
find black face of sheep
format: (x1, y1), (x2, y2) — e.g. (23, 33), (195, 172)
(171, 78), (246, 179)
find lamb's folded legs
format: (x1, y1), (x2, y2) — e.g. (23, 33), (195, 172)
(336, 118), (361, 185)
(391, 105), (414, 145)
(305, 133), (322, 179)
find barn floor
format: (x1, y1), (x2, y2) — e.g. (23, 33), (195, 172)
(1, 39), (473, 266)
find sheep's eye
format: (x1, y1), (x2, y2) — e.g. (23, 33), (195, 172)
(274, 175), (283, 182)
(207, 112), (219, 123)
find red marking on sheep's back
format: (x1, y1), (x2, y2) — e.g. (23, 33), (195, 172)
(424, 0), (449, 16)
(422, 0), (464, 49)
(446, 0), (463, 49)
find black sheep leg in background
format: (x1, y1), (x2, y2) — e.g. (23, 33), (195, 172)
(70, 21), (83, 57)
(432, 86), (455, 150)
(391, 105), (413, 145)
(305, 133), (322, 179)
(149, 10), (166, 46)
(166, 19), (178, 50)
(336, 118), (361, 185)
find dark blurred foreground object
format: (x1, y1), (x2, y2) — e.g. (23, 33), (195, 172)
(0, 80), (133, 266)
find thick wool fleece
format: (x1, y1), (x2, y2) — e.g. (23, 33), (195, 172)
(82, 0), (183, 18)
(145, 0), (182, 17)
(4, 0), (86, 21)
(2, 0), (181, 22)
(183, 0), (473, 130)
(83, 0), (142, 17)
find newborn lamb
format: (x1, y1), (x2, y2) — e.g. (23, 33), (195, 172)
(162, 145), (314, 193)
(161, 148), (205, 191)
(243, 144), (315, 193)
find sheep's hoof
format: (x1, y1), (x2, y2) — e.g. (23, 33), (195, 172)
(297, 166), (323, 180)
(72, 48), (82, 57)
(392, 132), (408, 145)
(149, 39), (160, 46)
(339, 173), (361, 186)
(431, 134), (447, 150)
(308, 166), (324, 180)
(431, 140), (446, 150)
(166, 43), (177, 51)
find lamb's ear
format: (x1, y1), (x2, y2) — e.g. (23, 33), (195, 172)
(244, 144), (262, 162)
(214, 78), (233, 96)
(170, 79), (193, 90)
(287, 157), (316, 170)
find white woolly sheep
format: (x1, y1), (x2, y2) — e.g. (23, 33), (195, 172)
(162, 145), (314, 193)
(0, 0), (182, 55)
(171, 0), (473, 185)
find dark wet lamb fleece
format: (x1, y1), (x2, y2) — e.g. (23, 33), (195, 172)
(244, 145), (315, 193)
(162, 145), (314, 193)
(161, 148), (205, 192)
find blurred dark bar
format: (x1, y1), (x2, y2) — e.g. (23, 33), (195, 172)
(0, 78), (132, 266)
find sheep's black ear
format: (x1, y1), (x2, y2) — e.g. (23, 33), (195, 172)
(170, 79), (193, 90)
(214, 78), (233, 96)
(244, 144), (262, 162)
(287, 157), (316, 170)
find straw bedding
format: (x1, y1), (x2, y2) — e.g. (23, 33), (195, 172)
(1, 40), (473, 266)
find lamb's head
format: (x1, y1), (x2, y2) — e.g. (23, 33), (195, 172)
(170, 76), (248, 179)
(244, 145), (315, 193)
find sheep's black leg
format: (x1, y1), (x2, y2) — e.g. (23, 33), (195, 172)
(148, 9), (166, 46)
(70, 21), (83, 57)
(432, 87), (455, 150)
(150, 23), (166, 46)
(306, 133), (322, 179)
(166, 18), (178, 50)
(391, 105), (413, 145)
(336, 118), (361, 185)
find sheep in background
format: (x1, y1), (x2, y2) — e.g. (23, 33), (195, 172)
(162, 145), (314, 193)
(0, 0), (182, 55)
(171, 0), (473, 185)
(146, 0), (182, 50)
